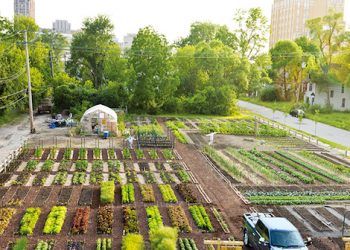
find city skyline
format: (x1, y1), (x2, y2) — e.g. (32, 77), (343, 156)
(270, 0), (346, 47)
(1, 0), (350, 43)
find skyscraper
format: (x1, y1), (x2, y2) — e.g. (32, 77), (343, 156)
(14, 0), (35, 20)
(269, 0), (345, 48)
(53, 20), (71, 34)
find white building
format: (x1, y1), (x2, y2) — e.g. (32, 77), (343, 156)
(53, 20), (71, 34)
(305, 83), (350, 111)
(14, 0), (35, 20)
(120, 33), (136, 49)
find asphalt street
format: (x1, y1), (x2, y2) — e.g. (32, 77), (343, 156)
(238, 100), (350, 148)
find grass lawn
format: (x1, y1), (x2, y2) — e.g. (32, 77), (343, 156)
(241, 97), (350, 131)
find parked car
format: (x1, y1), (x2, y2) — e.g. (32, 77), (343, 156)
(289, 108), (305, 118)
(37, 98), (52, 114)
(243, 213), (311, 249)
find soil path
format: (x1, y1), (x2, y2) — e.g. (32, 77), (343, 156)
(175, 141), (249, 239)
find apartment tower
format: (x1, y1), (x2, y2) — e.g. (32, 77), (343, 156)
(270, 0), (345, 48)
(14, 0), (35, 20)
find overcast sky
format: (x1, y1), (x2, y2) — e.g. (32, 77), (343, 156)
(0, 0), (349, 43)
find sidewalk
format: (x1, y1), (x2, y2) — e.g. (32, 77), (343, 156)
(238, 100), (350, 148)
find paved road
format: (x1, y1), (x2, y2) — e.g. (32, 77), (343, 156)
(238, 100), (350, 148)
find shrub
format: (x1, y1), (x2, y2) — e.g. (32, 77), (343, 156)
(19, 207), (41, 235)
(100, 181), (115, 204)
(260, 85), (278, 101)
(150, 226), (178, 250)
(12, 238), (28, 250)
(122, 234), (144, 250)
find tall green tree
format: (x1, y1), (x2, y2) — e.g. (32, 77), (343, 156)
(128, 26), (179, 113)
(270, 40), (303, 101)
(68, 15), (115, 88)
(178, 22), (236, 49)
(307, 11), (348, 106)
(233, 7), (269, 60)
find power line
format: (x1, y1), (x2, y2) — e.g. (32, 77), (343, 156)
(0, 88), (27, 100)
(0, 95), (27, 110)
(0, 68), (26, 82)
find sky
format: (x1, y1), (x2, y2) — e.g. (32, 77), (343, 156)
(0, 0), (349, 43)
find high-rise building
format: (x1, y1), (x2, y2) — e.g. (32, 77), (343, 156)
(270, 0), (345, 48)
(14, 0), (35, 20)
(53, 20), (71, 34)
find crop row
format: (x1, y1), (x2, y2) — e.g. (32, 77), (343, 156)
(176, 184), (197, 203)
(43, 206), (67, 235)
(140, 184), (156, 202)
(71, 207), (90, 235)
(146, 206), (163, 231)
(122, 183), (135, 203)
(100, 181), (115, 204)
(189, 205), (213, 232)
(19, 207), (41, 235)
(96, 238), (112, 250)
(227, 149), (278, 183)
(178, 238), (198, 250)
(166, 121), (189, 144)
(97, 207), (113, 234)
(159, 184), (178, 203)
(199, 120), (288, 137)
(249, 150), (314, 184)
(299, 151), (350, 177)
(168, 205), (192, 233)
(276, 151), (345, 183)
(238, 149), (296, 184)
(123, 206), (139, 234)
(0, 208), (16, 235)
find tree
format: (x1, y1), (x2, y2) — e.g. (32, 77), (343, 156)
(128, 26), (179, 113)
(270, 40), (303, 101)
(307, 11), (348, 106)
(68, 15), (115, 88)
(233, 8), (269, 60)
(178, 22), (236, 48)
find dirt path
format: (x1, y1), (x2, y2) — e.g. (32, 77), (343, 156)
(175, 142), (249, 239)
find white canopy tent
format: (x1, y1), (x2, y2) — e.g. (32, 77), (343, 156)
(80, 104), (118, 133)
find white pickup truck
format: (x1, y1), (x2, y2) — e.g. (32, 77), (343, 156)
(243, 213), (312, 250)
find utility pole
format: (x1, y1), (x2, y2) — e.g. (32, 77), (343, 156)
(49, 50), (54, 78)
(24, 30), (35, 133)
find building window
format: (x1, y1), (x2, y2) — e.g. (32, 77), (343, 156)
(330, 90), (334, 98)
(342, 84), (345, 94)
(309, 83), (313, 91)
(342, 98), (346, 108)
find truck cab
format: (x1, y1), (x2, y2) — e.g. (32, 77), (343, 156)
(243, 213), (311, 250)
